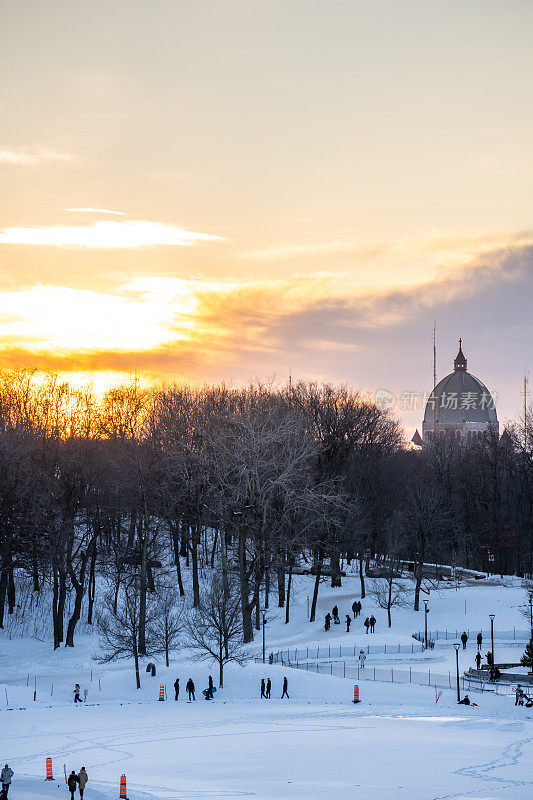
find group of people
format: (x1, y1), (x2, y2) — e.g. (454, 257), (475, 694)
(324, 601), (376, 634)
(173, 677), (214, 701)
(260, 676), (289, 699)
(67, 768), (89, 800)
(515, 684), (533, 707)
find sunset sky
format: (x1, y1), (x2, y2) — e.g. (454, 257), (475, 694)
(1, 0), (532, 434)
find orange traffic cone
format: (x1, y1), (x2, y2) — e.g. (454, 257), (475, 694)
(45, 757), (53, 780)
(158, 684), (165, 701)
(119, 773), (128, 799)
(353, 685), (360, 703)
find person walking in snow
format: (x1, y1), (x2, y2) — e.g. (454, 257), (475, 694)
(515, 684), (524, 706)
(346, 614), (351, 632)
(67, 770), (79, 800)
(369, 615), (376, 633)
(358, 649), (366, 668)
(357, 601), (362, 617)
(208, 675), (214, 700)
(186, 678), (195, 701)
(73, 683), (83, 704)
(475, 652), (482, 670)
(332, 605), (339, 624)
(352, 600), (357, 617)
(266, 678), (271, 699)
(261, 678), (266, 699)
(78, 767), (88, 799)
(174, 677), (180, 701)
(364, 617), (370, 634)
(281, 676), (289, 699)
(1, 765), (13, 797)
(476, 632), (482, 650)
(461, 631), (468, 650)
(325, 613), (332, 631)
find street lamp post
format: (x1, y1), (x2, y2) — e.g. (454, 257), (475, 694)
(262, 612), (266, 664)
(489, 614), (495, 669)
(424, 600), (429, 649)
(529, 596), (533, 633)
(454, 643), (461, 702)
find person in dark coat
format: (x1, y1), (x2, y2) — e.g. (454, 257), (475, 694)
(475, 652), (482, 670)
(461, 631), (468, 650)
(332, 605), (339, 624)
(281, 676), (289, 699)
(186, 678), (195, 701)
(174, 678), (180, 701)
(458, 695), (470, 705)
(369, 615), (376, 633)
(266, 678), (271, 699)
(486, 650), (493, 667)
(357, 601), (362, 617)
(73, 683), (83, 703)
(346, 614), (351, 632)
(208, 675), (214, 699)
(67, 771), (79, 800)
(476, 632), (482, 650)
(364, 617), (370, 633)
(352, 601), (357, 617)
(261, 678), (266, 698)
(325, 613), (332, 631)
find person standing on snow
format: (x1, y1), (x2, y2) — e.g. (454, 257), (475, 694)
(174, 677), (180, 701)
(346, 614), (351, 632)
(67, 770), (79, 800)
(73, 684), (83, 704)
(364, 617), (370, 634)
(261, 678), (266, 698)
(461, 631), (468, 650)
(208, 675), (214, 700)
(186, 678), (195, 701)
(1, 765), (13, 797)
(476, 632), (482, 650)
(266, 678), (271, 699)
(515, 684), (524, 706)
(475, 652), (482, 670)
(332, 605), (339, 624)
(358, 650), (366, 669)
(78, 767), (88, 799)
(369, 615), (376, 633)
(281, 676), (289, 699)
(325, 613), (332, 631)
(352, 600), (357, 617)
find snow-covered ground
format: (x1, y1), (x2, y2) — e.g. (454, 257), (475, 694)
(1, 575), (532, 799)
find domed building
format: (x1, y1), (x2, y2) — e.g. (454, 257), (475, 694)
(419, 340), (498, 444)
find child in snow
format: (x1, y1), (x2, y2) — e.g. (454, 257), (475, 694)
(73, 684), (83, 703)
(358, 650), (366, 668)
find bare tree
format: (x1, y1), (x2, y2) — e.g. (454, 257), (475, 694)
(97, 576), (157, 689)
(152, 585), (185, 667)
(185, 570), (246, 687)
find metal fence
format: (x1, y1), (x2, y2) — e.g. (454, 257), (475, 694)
(269, 642), (425, 665)
(287, 659), (465, 691)
(413, 628), (530, 642)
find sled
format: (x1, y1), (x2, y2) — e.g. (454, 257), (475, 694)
(202, 687), (217, 699)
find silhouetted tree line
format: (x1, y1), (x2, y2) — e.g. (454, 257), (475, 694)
(0, 369), (531, 649)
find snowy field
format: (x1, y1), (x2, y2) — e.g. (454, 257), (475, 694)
(1, 576), (533, 799)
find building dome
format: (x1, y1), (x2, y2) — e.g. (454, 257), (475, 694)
(421, 340), (498, 443)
